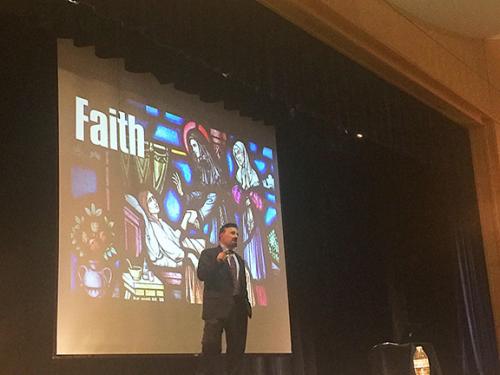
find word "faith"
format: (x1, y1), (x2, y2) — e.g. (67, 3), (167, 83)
(75, 96), (145, 158)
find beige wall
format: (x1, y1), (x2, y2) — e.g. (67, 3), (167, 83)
(258, 0), (500, 355)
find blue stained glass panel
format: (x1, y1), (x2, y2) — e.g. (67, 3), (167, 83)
(249, 142), (257, 152)
(265, 207), (277, 226)
(262, 147), (273, 159)
(71, 166), (97, 198)
(254, 159), (266, 173)
(227, 150), (234, 177)
(164, 111), (184, 125)
(175, 161), (192, 185)
(153, 125), (181, 146)
(164, 190), (182, 222)
(145, 105), (160, 117)
(265, 193), (276, 203)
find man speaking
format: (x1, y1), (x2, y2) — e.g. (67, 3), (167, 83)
(197, 223), (252, 375)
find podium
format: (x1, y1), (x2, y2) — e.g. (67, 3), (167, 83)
(369, 342), (442, 375)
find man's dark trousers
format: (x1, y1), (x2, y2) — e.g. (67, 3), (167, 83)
(197, 246), (251, 375)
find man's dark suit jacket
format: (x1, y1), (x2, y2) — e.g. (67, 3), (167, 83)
(197, 246), (252, 320)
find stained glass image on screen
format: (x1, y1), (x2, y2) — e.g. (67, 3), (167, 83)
(56, 39), (291, 354)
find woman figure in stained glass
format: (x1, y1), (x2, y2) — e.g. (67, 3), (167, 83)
(173, 126), (229, 245)
(232, 141), (266, 280)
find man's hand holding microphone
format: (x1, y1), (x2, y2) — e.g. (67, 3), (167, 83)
(217, 249), (234, 262)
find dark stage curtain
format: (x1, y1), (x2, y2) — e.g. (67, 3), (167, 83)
(455, 217), (499, 375)
(452, 141), (500, 375)
(2, 1), (499, 374)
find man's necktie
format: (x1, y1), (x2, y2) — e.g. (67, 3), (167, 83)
(227, 254), (236, 278)
(227, 253), (239, 293)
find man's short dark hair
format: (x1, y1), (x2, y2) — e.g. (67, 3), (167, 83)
(219, 222), (238, 235)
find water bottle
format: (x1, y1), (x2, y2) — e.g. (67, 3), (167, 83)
(413, 345), (430, 375)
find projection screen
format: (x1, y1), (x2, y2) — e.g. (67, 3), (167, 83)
(56, 39), (291, 354)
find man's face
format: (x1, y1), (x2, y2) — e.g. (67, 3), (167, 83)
(219, 226), (238, 249)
